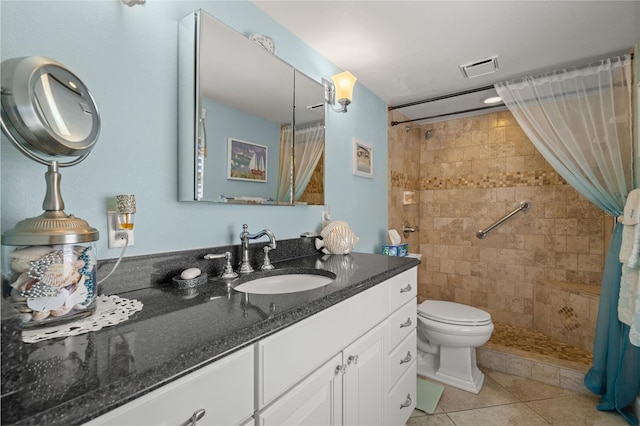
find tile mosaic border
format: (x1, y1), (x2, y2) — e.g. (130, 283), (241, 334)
(391, 170), (567, 191)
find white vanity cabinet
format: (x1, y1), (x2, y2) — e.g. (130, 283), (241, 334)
(84, 345), (254, 426)
(83, 266), (417, 426)
(255, 266), (417, 426)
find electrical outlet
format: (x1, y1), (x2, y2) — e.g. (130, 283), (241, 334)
(107, 211), (134, 248)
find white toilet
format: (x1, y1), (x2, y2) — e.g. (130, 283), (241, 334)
(416, 300), (494, 394)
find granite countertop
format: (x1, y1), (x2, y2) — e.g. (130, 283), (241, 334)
(1, 239), (419, 426)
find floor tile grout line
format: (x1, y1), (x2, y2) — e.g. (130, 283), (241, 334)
(441, 400), (537, 414)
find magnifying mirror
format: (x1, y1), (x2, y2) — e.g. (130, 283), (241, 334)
(1, 56), (100, 165)
(0, 56), (101, 244)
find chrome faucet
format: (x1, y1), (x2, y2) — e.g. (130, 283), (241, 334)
(238, 224), (277, 274)
(203, 251), (238, 279)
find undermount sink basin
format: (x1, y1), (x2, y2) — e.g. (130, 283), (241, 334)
(233, 271), (335, 294)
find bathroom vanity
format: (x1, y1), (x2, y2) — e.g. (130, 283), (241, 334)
(0, 240), (419, 426)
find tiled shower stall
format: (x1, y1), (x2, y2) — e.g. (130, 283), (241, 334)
(388, 109), (612, 391)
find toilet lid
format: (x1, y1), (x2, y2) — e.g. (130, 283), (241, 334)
(418, 300), (492, 326)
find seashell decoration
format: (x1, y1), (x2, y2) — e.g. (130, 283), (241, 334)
(3, 243), (97, 326)
(9, 246), (56, 273)
(315, 221), (360, 255)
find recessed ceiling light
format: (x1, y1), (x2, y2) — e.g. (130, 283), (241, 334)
(482, 96), (503, 105)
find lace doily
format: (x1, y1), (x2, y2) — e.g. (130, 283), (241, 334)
(22, 295), (143, 343)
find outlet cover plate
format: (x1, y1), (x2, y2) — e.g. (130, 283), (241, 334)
(107, 211), (134, 248)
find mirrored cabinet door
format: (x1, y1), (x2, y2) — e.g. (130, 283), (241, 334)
(178, 9), (325, 206)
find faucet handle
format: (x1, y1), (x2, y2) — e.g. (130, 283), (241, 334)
(204, 251), (239, 279)
(260, 245), (275, 270)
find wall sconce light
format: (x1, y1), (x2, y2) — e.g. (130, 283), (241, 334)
(323, 71), (357, 113)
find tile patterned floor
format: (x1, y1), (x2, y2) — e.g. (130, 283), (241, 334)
(408, 370), (629, 426)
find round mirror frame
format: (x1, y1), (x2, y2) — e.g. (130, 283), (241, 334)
(1, 56), (100, 162)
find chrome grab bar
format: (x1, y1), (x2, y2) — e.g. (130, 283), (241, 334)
(476, 201), (531, 239)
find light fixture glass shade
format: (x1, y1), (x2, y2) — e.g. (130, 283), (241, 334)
(331, 71), (357, 102)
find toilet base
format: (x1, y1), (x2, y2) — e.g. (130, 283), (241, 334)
(416, 347), (485, 394)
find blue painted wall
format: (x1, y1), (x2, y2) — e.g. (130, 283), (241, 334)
(0, 0), (388, 260)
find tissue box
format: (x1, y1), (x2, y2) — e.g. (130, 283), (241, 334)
(382, 244), (409, 257)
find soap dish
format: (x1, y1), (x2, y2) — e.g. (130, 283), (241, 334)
(172, 273), (208, 289)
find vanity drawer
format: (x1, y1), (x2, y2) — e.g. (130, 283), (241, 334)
(388, 268), (417, 314)
(388, 331), (417, 391)
(385, 360), (417, 426)
(85, 346), (254, 426)
(387, 299), (417, 352)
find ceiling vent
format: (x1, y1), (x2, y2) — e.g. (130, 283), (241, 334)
(459, 55), (499, 79)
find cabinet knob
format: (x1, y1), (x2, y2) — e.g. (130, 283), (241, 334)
(400, 351), (412, 364)
(400, 284), (412, 293)
(400, 318), (412, 328)
(189, 408), (206, 425)
(400, 394), (412, 409)
(347, 355), (359, 365)
(335, 364), (346, 375)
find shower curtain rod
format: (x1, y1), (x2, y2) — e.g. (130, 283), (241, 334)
(390, 104), (503, 126)
(388, 85), (495, 111)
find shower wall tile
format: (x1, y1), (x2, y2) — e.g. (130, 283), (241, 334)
(388, 109), (606, 355)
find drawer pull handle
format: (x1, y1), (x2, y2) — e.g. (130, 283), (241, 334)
(400, 318), (412, 328)
(400, 284), (412, 293)
(189, 409), (206, 425)
(400, 351), (412, 364)
(348, 355), (359, 365)
(400, 394), (412, 409)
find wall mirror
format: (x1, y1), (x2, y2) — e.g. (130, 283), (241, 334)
(178, 9), (325, 205)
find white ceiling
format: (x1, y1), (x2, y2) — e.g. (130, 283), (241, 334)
(254, 1), (640, 124)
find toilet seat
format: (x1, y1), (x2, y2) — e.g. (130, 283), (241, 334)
(418, 300), (492, 326)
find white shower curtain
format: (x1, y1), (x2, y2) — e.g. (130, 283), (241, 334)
(495, 54), (638, 424)
(277, 122), (325, 203)
(276, 125), (293, 203)
(495, 55), (632, 214)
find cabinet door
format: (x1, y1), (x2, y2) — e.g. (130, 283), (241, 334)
(85, 346), (254, 426)
(256, 353), (343, 426)
(343, 321), (386, 426)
